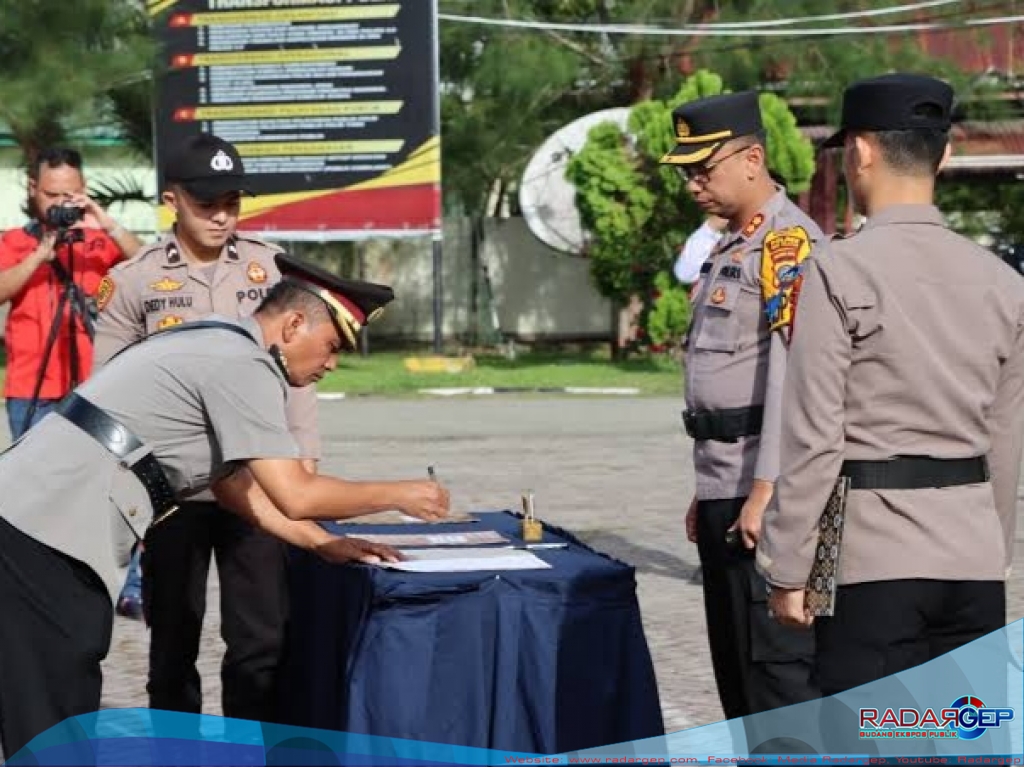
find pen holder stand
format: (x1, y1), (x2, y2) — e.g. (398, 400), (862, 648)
(521, 518), (544, 542)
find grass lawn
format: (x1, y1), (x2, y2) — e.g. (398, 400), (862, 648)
(319, 350), (684, 396)
(0, 349), (684, 398)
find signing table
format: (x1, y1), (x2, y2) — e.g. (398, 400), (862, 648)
(277, 510), (664, 754)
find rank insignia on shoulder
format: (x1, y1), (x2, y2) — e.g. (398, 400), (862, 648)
(247, 262), (268, 284)
(157, 315), (184, 330)
(150, 277), (184, 292)
(741, 213), (765, 239)
(761, 225), (812, 339)
(96, 276), (115, 312)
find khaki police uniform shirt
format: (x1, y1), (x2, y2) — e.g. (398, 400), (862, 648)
(93, 231), (321, 466)
(685, 188), (824, 500)
(0, 316), (300, 601)
(758, 204), (1024, 588)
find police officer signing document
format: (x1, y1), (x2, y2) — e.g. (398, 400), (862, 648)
(760, 74), (1024, 695)
(660, 91), (822, 719)
(0, 255), (449, 757)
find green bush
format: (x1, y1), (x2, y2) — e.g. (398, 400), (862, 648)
(646, 271), (692, 351)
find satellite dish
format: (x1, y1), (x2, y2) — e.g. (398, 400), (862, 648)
(519, 107), (632, 254)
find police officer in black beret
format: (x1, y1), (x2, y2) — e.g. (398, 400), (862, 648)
(761, 71), (1024, 700)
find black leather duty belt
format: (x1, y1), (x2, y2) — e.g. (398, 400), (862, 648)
(56, 392), (179, 522)
(841, 456), (989, 490)
(682, 405), (764, 442)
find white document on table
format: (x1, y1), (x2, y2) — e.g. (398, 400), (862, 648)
(379, 547), (552, 572)
(346, 531), (508, 547)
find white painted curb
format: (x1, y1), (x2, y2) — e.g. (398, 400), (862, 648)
(316, 387), (642, 399)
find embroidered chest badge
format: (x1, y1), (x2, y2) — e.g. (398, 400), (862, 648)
(247, 262), (268, 284)
(157, 315), (184, 330)
(149, 277), (184, 292)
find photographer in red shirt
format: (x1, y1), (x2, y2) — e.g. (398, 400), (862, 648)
(0, 147), (142, 438)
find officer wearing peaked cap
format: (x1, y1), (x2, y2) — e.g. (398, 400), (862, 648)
(760, 73), (1024, 698)
(661, 90), (824, 721)
(273, 252), (392, 351)
(661, 91), (766, 167)
(0, 255), (451, 758)
(94, 133), (324, 723)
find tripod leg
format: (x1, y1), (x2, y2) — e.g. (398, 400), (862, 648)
(21, 288), (71, 438)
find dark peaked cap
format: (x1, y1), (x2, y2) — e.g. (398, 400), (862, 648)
(274, 253), (394, 348)
(822, 73), (954, 148)
(660, 91), (763, 166)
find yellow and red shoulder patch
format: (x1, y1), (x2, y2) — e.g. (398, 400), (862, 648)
(760, 226), (812, 339)
(96, 276), (115, 312)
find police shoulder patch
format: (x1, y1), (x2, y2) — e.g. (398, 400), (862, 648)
(760, 225), (812, 336)
(96, 276), (115, 312)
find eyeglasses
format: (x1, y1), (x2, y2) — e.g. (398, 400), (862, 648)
(675, 144), (752, 184)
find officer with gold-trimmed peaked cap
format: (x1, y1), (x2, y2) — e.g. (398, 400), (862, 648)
(659, 87), (826, 727)
(0, 250), (445, 757)
(274, 252), (394, 350)
(660, 91), (764, 166)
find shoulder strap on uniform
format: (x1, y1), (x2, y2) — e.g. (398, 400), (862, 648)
(106, 319), (259, 365)
(153, 319), (258, 344)
(760, 225), (813, 343)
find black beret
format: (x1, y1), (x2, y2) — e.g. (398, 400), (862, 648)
(822, 73), (954, 148)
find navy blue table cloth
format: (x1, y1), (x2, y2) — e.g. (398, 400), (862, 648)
(277, 511), (664, 754)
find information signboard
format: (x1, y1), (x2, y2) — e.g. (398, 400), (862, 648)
(149, 0), (441, 239)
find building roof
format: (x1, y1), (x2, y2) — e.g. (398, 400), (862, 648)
(800, 119), (1024, 173)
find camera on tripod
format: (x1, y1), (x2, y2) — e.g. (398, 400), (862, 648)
(44, 203), (84, 231)
(19, 201), (95, 436)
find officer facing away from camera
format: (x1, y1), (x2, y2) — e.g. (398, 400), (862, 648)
(761, 73), (1024, 695)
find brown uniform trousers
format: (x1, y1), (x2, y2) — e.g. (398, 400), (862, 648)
(684, 189), (823, 728)
(94, 232), (321, 722)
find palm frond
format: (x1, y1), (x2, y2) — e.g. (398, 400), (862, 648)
(89, 174), (151, 209)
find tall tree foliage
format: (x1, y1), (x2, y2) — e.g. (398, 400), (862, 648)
(0, 0), (154, 163)
(437, 0), (704, 215)
(684, 0), (1009, 121)
(439, 0), (1013, 216)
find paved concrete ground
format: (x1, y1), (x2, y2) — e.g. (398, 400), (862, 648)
(62, 398), (1024, 735)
